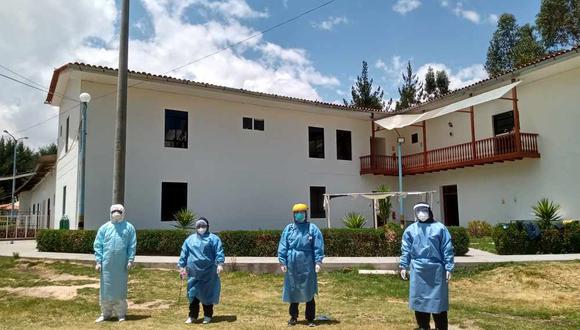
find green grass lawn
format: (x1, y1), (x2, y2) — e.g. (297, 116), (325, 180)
(469, 236), (497, 254)
(0, 257), (579, 329)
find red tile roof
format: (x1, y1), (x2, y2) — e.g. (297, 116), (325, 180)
(45, 63), (383, 114)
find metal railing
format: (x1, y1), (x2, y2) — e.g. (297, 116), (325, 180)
(0, 214), (51, 240)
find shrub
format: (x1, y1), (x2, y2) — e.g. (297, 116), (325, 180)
(492, 223), (538, 255)
(532, 198), (562, 229)
(492, 222), (580, 255)
(37, 225), (470, 257)
(467, 220), (493, 238)
(343, 212), (367, 229)
(538, 228), (564, 254)
(448, 226), (470, 256)
(562, 222), (580, 253)
(172, 209), (197, 230)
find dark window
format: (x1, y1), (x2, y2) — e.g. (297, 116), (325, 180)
(308, 127), (325, 158)
(164, 110), (188, 148)
(65, 117), (69, 152)
(33, 204), (36, 215)
(242, 117), (253, 130)
(336, 130), (352, 160)
(310, 186), (326, 218)
(161, 182), (187, 221)
(411, 133), (419, 144)
(254, 119), (264, 131)
(59, 125), (62, 137)
(493, 111), (514, 135)
(62, 186), (66, 216)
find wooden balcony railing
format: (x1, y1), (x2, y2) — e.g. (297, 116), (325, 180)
(360, 132), (540, 176)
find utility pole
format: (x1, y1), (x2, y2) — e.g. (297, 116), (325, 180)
(2, 130), (27, 238)
(112, 0), (130, 205)
(76, 93), (90, 229)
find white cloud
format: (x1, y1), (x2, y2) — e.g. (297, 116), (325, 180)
(452, 2), (480, 24)
(190, 0), (268, 19)
(392, 0), (421, 15)
(0, 0), (338, 148)
(376, 56), (406, 87)
(488, 14), (499, 25)
(312, 16), (348, 31)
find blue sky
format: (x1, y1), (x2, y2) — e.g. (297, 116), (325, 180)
(0, 0), (543, 147)
(125, 0), (541, 102)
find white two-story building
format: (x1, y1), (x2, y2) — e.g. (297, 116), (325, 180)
(26, 45), (579, 231)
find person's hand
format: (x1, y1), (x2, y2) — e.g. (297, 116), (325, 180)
(127, 261), (134, 270)
(446, 271), (452, 283)
(400, 268), (407, 280)
(179, 267), (187, 279)
(280, 265), (287, 273)
(315, 263), (321, 273)
(217, 264), (224, 275)
(95, 263), (101, 272)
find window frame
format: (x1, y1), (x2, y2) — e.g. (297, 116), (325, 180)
(161, 182), (188, 222)
(308, 126), (325, 159)
(411, 133), (419, 144)
(309, 186), (326, 219)
(253, 118), (265, 131)
(242, 117), (253, 130)
(164, 109), (189, 149)
(336, 129), (352, 161)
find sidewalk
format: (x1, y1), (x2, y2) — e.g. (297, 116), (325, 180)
(1, 240), (579, 273)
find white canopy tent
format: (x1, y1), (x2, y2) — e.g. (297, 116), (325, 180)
(323, 191), (436, 228)
(375, 81), (521, 130)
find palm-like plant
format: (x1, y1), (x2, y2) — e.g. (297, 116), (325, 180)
(532, 198), (561, 229)
(172, 208), (197, 230)
(343, 212), (367, 229)
(376, 184), (392, 225)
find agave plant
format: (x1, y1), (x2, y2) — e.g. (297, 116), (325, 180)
(172, 208), (197, 230)
(532, 198), (561, 229)
(376, 184), (392, 225)
(343, 212), (367, 229)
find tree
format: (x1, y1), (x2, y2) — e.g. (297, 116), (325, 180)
(485, 13), (519, 76)
(513, 24), (546, 67)
(396, 61), (422, 110)
(0, 137), (37, 203)
(424, 67), (437, 98)
(37, 143), (57, 156)
(435, 70), (450, 95)
(344, 61), (386, 110)
(536, 0), (580, 50)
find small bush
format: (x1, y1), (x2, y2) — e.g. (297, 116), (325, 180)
(492, 221), (580, 255)
(343, 212), (367, 229)
(532, 198), (562, 229)
(467, 220), (493, 238)
(448, 226), (470, 256)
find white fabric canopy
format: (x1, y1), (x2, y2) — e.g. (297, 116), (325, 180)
(375, 81), (521, 130)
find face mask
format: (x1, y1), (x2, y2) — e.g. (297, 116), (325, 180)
(197, 227), (207, 235)
(417, 211), (430, 222)
(111, 212), (123, 222)
(294, 212), (306, 222)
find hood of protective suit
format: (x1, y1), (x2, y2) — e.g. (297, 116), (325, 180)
(110, 204), (125, 223)
(413, 202), (434, 222)
(196, 217), (209, 234)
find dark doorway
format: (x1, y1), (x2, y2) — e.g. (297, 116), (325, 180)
(47, 198), (51, 229)
(442, 185), (459, 226)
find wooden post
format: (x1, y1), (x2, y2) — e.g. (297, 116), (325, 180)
(511, 82), (522, 152)
(470, 93), (476, 159)
(422, 121), (427, 167)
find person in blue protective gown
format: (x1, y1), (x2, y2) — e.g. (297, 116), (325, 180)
(178, 217), (225, 325)
(400, 202), (455, 330)
(278, 203), (325, 327)
(93, 204), (137, 323)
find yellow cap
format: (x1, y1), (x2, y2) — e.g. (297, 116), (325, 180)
(292, 203), (308, 212)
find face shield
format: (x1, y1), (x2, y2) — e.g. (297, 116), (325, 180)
(413, 203), (431, 222)
(110, 204), (125, 223)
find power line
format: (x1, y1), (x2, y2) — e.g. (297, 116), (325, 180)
(0, 71), (77, 102)
(10, 0), (338, 133)
(0, 64), (46, 89)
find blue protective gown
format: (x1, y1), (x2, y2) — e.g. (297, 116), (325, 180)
(278, 222), (325, 303)
(178, 232), (225, 305)
(400, 220), (455, 313)
(93, 220), (137, 302)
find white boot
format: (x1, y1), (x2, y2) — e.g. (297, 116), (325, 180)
(185, 317), (193, 324)
(95, 315), (108, 323)
(202, 316), (212, 324)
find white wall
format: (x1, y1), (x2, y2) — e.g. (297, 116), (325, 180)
(17, 170), (56, 228)
(81, 80), (394, 231)
(54, 77), (81, 228)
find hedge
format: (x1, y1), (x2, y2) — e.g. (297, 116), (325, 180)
(36, 223), (469, 257)
(492, 222), (580, 255)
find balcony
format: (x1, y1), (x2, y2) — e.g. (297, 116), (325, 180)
(360, 132), (540, 176)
